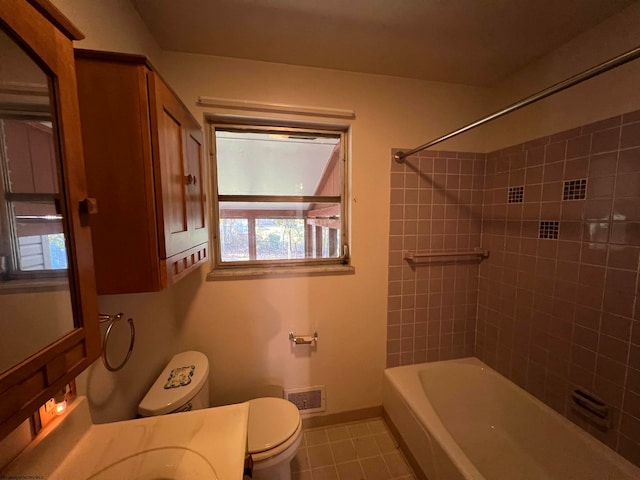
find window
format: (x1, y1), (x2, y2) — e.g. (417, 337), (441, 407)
(0, 114), (67, 279)
(209, 122), (350, 274)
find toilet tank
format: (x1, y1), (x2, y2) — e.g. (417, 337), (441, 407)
(138, 351), (210, 416)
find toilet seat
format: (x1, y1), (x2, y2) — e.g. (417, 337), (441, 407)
(247, 397), (302, 461)
(251, 421), (303, 463)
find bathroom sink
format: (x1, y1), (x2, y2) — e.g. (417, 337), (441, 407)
(1, 397), (249, 480)
(86, 447), (218, 480)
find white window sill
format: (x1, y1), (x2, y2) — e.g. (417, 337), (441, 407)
(207, 263), (355, 281)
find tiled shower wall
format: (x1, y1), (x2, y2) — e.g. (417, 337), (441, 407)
(387, 150), (485, 366)
(476, 110), (640, 465)
(387, 109), (640, 466)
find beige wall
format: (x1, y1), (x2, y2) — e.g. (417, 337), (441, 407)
(51, 0), (163, 66)
(482, 1), (640, 151)
(160, 52), (489, 413)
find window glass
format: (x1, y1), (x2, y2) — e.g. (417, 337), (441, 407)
(255, 218), (305, 260)
(216, 130), (340, 196)
(212, 125), (347, 267)
(219, 218), (249, 261)
(1, 118), (68, 275)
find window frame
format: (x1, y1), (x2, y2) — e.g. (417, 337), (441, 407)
(208, 119), (352, 276)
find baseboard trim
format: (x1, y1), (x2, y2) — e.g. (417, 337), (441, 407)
(383, 409), (428, 480)
(301, 405), (383, 429)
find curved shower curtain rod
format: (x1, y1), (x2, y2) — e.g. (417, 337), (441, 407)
(394, 45), (640, 163)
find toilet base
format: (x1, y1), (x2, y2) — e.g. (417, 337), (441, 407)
(252, 460), (292, 480)
(251, 423), (303, 480)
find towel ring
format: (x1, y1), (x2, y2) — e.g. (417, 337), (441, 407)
(98, 312), (135, 372)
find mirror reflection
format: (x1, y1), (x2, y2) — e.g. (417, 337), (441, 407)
(0, 26), (75, 372)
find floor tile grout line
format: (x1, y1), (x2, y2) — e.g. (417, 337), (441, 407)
(298, 418), (416, 480)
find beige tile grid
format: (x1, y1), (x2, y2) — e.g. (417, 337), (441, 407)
(292, 418), (416, 480)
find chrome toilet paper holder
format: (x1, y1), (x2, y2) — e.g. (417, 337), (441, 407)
(289, 331), (318, 345)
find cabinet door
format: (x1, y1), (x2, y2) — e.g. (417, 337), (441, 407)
(150, 73), (192, 258)
(185, 126), (208, 247)
(76, 59), (161, 293)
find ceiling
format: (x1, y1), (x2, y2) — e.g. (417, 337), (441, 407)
(130, 0), (636, 86)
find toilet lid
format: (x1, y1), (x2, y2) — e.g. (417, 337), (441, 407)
(138, 351), (209, 416)
(247, 398), (301, 454)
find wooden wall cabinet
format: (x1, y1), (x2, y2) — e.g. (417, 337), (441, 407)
(74, 50), (208, 294)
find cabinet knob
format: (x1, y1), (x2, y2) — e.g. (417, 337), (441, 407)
(79, 197), (98, 226)
(184, 174), (198, 186)
(79, 197), (99, 215)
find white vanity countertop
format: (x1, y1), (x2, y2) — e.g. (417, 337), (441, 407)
(3, 396), (249, 480)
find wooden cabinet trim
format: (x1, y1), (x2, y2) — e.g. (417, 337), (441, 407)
(162, 242), (209, 287)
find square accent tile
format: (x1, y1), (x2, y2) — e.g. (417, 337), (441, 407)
(539, 221), (560, 239)
(508, 185), (525, 203)
(563, 178), (587, 200)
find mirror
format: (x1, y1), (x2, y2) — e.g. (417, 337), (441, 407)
(0, 27), (75, 373)
(0, 0), (100, 441)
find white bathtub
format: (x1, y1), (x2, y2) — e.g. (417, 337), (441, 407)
(383, 357), (640, 480)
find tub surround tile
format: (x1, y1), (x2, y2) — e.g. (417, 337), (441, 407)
(388, 108), (640, 468)
(474, 109), (640, 468)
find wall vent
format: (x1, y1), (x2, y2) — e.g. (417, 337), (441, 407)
(284, 385), (326, 413)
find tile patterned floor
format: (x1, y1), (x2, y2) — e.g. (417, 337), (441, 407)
(291, 418), (416, 480)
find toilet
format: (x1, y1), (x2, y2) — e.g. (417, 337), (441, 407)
(138, 351), (303, 480)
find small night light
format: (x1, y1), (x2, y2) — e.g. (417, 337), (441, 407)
(53, 387), (68, 415)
